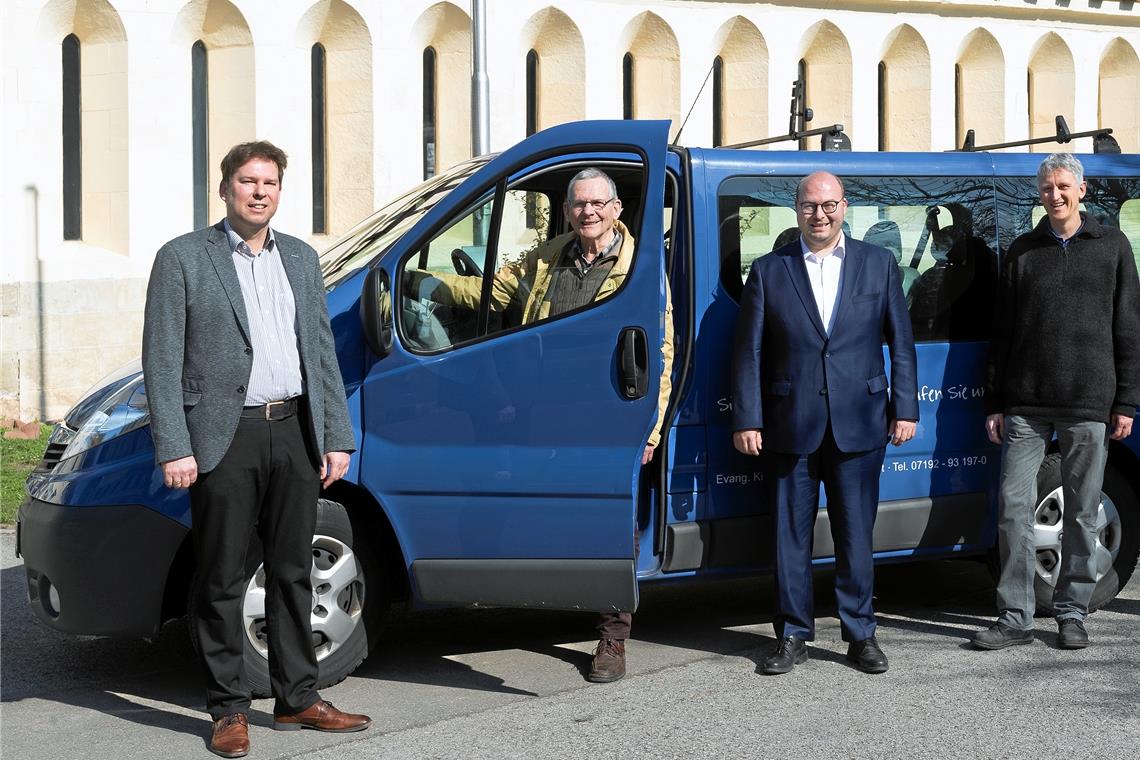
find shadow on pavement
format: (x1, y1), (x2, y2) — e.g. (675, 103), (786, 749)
(14, 544), (1135, 732)
(2, 563), (210, 739)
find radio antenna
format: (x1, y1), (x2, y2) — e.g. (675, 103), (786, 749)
(670, 61), (715, 146)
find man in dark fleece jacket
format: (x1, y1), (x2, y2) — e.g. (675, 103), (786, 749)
(973, 153), (1140, 652)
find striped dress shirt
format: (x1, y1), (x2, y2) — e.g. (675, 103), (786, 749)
(224, 219), (304, 405)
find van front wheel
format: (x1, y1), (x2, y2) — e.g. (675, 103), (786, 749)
(1032, 456), (1140, 615)
(189, 498), (386, 698)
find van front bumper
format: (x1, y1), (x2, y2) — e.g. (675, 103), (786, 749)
(16, 498), (189, 638)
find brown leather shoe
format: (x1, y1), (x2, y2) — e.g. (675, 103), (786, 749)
(272, 699), (372, 733)
(209, 713), (249, 758)
(587, 638), (627, 683)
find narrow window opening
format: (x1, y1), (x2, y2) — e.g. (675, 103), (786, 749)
(311, 43), (327, 234)
(525, 49), (540, 228)
(525, 49), (539, 137)
(954, 63), (963, 147)
(1026, 70), (1034, 137)
(797, 58), (808, 150)
(712, 56), (724, 147)
(192, 40), (209, 229)
(878, 61), (887, 151)
(62, 33), (82, 240)
(423, 47), (437, 180)
(622, 53), (634, 120)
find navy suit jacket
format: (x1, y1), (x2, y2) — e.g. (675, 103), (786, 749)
(732, 236), (919, 455)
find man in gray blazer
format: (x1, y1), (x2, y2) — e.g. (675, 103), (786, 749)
(142, 141), (369, 758)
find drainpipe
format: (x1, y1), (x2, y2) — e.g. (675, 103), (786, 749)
(471, 0), (490, 246)
(471, 0), (490, 157)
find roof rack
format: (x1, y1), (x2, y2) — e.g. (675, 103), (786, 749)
(953, 116), (1120, 154)
(722, 78), (852, 152)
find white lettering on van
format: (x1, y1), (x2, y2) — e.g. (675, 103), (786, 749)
(917, 384), (985, 403)
(716, 472), (761, 486)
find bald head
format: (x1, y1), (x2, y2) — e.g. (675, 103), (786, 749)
(796, 172), (845, 203)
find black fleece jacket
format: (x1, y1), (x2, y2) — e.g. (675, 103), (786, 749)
(985, 212), (1140, 422)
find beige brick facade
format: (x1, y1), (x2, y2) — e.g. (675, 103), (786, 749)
(2, 0), (1137, 421)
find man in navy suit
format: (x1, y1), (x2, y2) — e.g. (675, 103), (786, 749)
(732, 171), (918, 675)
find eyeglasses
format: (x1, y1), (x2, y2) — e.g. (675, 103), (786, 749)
(797, 199), (844, 215)
(569, 198), (617, 213)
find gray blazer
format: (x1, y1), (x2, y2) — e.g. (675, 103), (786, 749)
(142, 222), (356, 473)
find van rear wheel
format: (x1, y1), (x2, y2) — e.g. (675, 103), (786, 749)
(1031, 455), (1139, 615)
(189, 498), (386, 697)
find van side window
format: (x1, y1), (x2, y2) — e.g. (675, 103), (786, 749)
(1123, 198), (1140, 277)
(718, 176), (999, 342)
(400, 193), (496, 351)
(398, 161), (648, 353)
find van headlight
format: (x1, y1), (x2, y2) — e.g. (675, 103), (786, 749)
(61, 373), (150, 460)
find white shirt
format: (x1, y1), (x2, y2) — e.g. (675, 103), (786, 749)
(800, 232), (847, 336)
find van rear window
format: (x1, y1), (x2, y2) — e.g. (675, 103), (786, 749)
(718, 176), (998, 342)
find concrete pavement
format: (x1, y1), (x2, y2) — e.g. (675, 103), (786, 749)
(3, 529), (1137, 759)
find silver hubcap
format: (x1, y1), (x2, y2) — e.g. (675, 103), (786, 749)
(1033, 486), (1121, 586)
(242, 534), (366, 662)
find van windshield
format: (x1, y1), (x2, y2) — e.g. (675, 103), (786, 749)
(320, 156), (491, 287)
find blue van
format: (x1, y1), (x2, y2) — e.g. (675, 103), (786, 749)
(17, 121), (1140, 694)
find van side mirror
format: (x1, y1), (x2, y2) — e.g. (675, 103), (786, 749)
(361, 266), (393, 357)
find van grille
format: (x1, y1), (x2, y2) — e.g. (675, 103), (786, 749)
(35, 442), (68, 472)
(34, 424), (75, 472)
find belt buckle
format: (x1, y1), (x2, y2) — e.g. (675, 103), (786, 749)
(264, 399), (285, 420)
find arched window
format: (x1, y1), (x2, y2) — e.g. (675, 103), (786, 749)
(712, 55), (724, 147)
(423, 46), (437, 180)
(62, 34), (81, 240)
(526, 49), (538, 137)
(622, 53), (634, 120)
(311, 43), (327, 234)
(191, 40), (209, 230)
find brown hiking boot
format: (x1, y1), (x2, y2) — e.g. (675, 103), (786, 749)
(587, 638), (626, 683)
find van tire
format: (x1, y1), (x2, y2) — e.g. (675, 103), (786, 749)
(1031, 455), (1139, 615)
(189, 498), (387, 697)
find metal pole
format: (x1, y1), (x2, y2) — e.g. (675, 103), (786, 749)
(471, 0), (490, 246)
(471, 0), (490, 157)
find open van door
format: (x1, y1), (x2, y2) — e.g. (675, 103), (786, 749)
(359, 120), (670, 613)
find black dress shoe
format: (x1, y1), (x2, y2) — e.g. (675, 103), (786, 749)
(972, 622), (1033, 650)
(1057, 619), (1089, 650)
(846, 635), (888, 674)
(762, 636), (808, 675)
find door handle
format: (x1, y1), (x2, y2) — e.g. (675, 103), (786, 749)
(618, 327), (648, 400)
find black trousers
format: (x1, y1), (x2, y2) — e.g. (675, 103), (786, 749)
(189, 411), (321, 719)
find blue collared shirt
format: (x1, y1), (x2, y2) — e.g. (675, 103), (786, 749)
(224, 219), (304, 405)
(1047, 219), (1085, 250)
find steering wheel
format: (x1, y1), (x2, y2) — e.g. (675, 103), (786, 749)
(451, 248), (482, 278)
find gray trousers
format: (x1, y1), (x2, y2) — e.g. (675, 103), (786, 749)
(996, 415), (1109, 630)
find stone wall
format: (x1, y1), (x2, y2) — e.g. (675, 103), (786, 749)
(1, 278), (146, 422)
